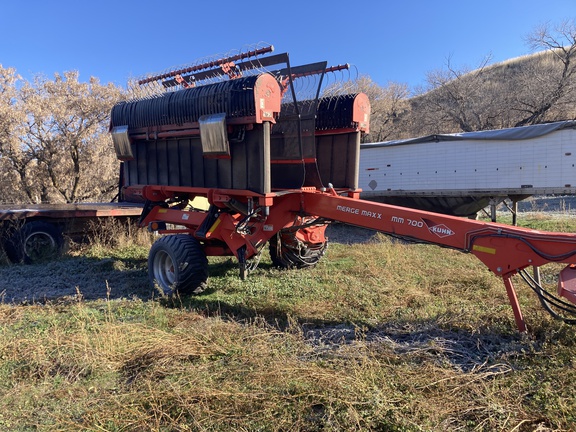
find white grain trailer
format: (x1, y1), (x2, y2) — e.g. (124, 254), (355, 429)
(359, 120), (576, 220)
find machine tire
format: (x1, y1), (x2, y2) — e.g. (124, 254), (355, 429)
(269, 231), (327, 269)
(148, 234), (208, 296)
(4, 221), (64, 264)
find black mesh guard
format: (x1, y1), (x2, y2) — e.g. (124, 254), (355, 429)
(315, 94), (360, 131)
(110, 75), (262, 129)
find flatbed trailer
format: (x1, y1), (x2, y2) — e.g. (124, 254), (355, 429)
(110, 45), (576, 332)
(0, 201), (142, 263)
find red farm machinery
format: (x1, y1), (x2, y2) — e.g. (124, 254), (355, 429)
(110, 45), (576, 332)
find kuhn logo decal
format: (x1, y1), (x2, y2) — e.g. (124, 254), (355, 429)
(422, 218), (455, 238)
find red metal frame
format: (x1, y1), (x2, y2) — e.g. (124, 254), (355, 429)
(558, 265), (576, 305)
(138, 184), (576, 332)
(137, 45), (275, 85)
(122, 47), (576, 332)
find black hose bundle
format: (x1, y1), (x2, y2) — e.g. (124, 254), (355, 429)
(519, 268), (576, 324)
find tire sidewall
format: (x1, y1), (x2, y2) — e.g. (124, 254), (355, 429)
(4, 221), (63, 264)
(148, 235), (208, 296)
(148, 238), (180, 295)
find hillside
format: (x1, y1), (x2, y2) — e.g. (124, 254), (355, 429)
(390, 49), (576, 140)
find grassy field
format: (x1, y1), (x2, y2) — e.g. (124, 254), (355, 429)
(0, 215), (575, 431)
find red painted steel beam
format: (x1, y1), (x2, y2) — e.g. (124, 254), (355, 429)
(299, 189), (576, 331)
(300, 190), (576, 274)
(134, 185), (576, 331)
(138, 46), (274, 85)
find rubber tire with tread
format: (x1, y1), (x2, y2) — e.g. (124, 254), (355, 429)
(269, 234), (327, 269)
(148, 234), (208, 296)
(4, 221), (64, 264)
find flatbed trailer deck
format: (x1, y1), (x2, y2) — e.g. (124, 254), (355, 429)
(0, 202), (143, 220)
(0, 202), (143, 263)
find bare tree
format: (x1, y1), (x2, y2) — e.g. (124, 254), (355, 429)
(363, 78), (410, 142)
(409, 56), (507, 135)
(324, 75), (409, 142)
(0, 65), (31, 203)
(0, 70), (125, 204)
(513, 20), (576, 126)
(407, 20), (576, 137)
(0, 66), (21, 141)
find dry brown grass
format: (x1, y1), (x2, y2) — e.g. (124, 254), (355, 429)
(1, 296), (572, 431)
(0, 221), (575, 430)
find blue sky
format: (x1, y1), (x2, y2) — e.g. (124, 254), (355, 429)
(0, 0), (574, 92)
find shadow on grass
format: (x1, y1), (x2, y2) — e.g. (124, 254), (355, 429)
(0, 254), (153, 304)
(0, 247), (538, 366)
(158, 257), (530, 374)
(0, 223), (377, 306)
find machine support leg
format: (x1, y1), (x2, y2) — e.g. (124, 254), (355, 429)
(238, 246), (248, 280)
(502, 275), (527, 332)
(489, 198), (497, 222)
(533, 266), (541, 285)
(263, 122), (271, 195)
(350, 132), (361, 191)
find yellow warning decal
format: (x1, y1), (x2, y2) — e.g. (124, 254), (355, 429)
(158, 209), (168, 213)
(473, 245), (496, 255)
(208, 218), (222, 234)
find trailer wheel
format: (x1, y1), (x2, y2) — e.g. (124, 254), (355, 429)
(269, 231), (327, 269)
(148, 235), (208, 296)
(4, 221), (64, 264)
